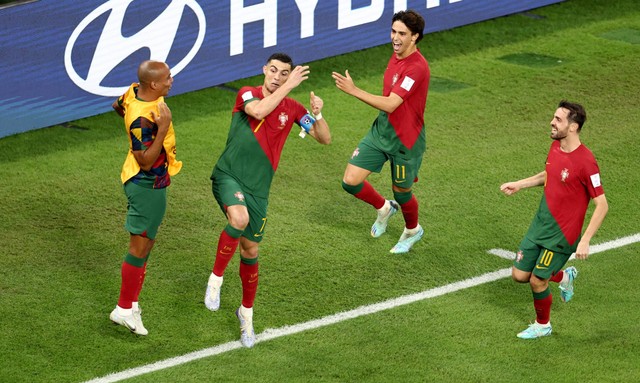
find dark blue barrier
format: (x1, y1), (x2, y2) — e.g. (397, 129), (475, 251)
(0, 0), (562, 137)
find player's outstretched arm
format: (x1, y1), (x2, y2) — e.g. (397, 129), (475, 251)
(331, 70), (403, 113)
(500, 171), (546, 196)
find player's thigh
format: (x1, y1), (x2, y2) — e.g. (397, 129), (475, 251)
(514, 237), (570, 279)
(347, 137), (388, 174)
(389, 149), (424, 189)
(212, 173), (268, 242)
(124, 181), (167, 239)
(212, 173), (247, 212)
(513, 237), (541, 273)
(532, 247), (571, 280)
(343, 163), (372, 186)
(242, 193), (268, 243)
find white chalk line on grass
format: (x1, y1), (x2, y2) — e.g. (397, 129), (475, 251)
(85, 233), (639, 383)
(86, 269), (511, 383)
(487, 232), (640, 260)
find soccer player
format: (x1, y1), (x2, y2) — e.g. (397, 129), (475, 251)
(109, 60), (182, 335)
(332, 10), (430, 254)
(204, 53), (331, 348)
(500, 100), (608, 339)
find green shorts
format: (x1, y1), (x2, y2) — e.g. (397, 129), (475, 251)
(211, 172), (268, 243)
(514, 237), (571, 279)
(124, 181), (167, 239)
(349, 134), (425, 189)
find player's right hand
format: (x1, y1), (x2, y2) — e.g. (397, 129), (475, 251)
(332, 70), (356, 95)
(500, 182), (519, 195)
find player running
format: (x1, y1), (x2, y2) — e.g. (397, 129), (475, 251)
(501, 100), (608, 339)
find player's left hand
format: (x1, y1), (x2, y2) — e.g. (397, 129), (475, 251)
(575, 240), (590, 260)
(310, 91), (323, 115)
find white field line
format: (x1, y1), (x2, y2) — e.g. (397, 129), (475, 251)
(487, 232), (640, 260)
(84, 233), (639, 383)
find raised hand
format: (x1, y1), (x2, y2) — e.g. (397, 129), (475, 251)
(285, 65), (310, 90)
(332, 69), (357, 95)
(310, 91), (323, 115)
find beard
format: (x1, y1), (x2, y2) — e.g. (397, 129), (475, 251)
(550, 126), (567, 140)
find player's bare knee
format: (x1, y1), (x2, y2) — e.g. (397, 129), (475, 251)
(240, 240), (259, 259)
(226, 207), (250, 230)
(228, 216), (249, 230)
(392, 185), (411, 193)
(527, 274), (549, 291)
(342, 175), (360, 187)
(240, 247), (259, 259)
(511, 268), (530, 283)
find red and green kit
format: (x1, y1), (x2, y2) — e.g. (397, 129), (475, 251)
(212, 85), (309, 198)
(525, 140), (604, 254)
(374, 48), (429, 152)
(349, 49), (430, 188)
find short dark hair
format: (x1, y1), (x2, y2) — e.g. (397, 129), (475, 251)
(558, 100), (587, 132)
(266, 53), (294, 68)
(392, 10), (425, 44)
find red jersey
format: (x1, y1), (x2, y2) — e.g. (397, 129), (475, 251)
(383, 48), (430, 149)
(212, 85), (308, 198)
(525, 140), (604, 252)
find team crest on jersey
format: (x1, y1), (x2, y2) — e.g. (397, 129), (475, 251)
(392, 73), (399, 86)
(561, 168), (569, 182)
(278, 112), (289, 127)
(515, 250), (524, 263)
(351, 147), (360, 159)
(234, 191), (245, 202)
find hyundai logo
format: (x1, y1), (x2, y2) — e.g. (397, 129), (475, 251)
(64, 0), (206, 97)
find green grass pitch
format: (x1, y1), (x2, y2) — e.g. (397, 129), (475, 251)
(0, 0), (639, 382)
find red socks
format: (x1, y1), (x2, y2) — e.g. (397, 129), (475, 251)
(549, 270), (564, 283)
(400, 195), (419, 230)
(213, 230), (241, 276)
(354, 181), (386, 210)
(533, 294), (553, 324)
(133, 262), (147, 302)
(117, 254), (145, 309)
(240, 261), (259, 308)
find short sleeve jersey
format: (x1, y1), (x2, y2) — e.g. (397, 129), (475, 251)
(525, 140), (604, 253)
(212, 85), (309, 198)
(118, 84), (171, 189)
(370, 49), (429, 151)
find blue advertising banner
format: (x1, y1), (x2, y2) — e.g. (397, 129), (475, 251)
(0, 0), (562, 137)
